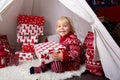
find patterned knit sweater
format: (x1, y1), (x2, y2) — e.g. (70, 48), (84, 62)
(59, 32), (82, 71)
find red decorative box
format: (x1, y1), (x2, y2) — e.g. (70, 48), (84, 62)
(17, 24), (44, 36)
(0, 35), (12, 54)
(22, 43), (34, 53)
(34, 41), (66, 65)
(17, 15), (45, 43)
(8, 54), (19, 66)
(15, 51), (33, 61)
(17, 14), (44, 26)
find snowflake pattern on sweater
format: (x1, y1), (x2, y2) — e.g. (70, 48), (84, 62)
(59, 32), (82, 71)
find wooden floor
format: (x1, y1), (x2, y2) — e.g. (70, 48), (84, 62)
(65, 73), (109, 80)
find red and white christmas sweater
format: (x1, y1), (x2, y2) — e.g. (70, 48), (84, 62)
(59, 32), (82, 71)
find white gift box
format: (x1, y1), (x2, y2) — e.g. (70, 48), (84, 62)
(17, 24), (44, 36)
(34, 41), (66, 65)
(15, 51), (33, 61)
(17, 34), (38, 43)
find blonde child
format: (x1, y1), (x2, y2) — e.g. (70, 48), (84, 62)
(30, 16), (82, 74)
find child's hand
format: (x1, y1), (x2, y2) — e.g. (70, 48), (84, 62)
(53, 50), (63, 61)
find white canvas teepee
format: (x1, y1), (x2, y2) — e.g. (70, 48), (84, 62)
(58, 0), (120, 80)
(0, 0), (120, 80)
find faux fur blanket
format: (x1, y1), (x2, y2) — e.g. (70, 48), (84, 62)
(0, 60), (85, 80)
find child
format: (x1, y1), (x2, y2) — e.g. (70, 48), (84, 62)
(30, 16), (82, 74)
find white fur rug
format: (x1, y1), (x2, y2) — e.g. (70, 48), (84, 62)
(0, 59), (85, 80)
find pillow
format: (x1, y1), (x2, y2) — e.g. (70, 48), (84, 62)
(83, 31), (104, 76)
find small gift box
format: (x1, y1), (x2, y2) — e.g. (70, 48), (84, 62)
(8, 54), (19, 66)
(34, 41), (66, 65)
(15, 51), (34, 61)
(22, 43), (35, 53)
(0, 35), (12, 54)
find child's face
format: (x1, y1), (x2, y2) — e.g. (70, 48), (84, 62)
(56, 19), (71, 37)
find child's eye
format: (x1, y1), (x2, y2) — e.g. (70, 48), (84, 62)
(57, 26), (61, 28)
(64, 25), (67, 27)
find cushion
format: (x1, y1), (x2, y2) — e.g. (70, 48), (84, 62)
(83, 31), (104, 76)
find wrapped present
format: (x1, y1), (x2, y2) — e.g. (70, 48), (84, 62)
(17, 24), (44, 36)
(15, 51), (33, 61)
(0, 35), (12, 54)
(17, 15), (44, 26)
(0, 51), (8, 68)
(8, 54), (19, 66)
(22, 43), (34, 53)
(34, 41), (66, 65)
(17, 34), (38, 43)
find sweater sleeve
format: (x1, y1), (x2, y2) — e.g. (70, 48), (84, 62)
(62, 37), (82, 61)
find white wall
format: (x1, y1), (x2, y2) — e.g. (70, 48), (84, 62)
(19, 0), (33, 15)
(32, 0), (92, 40)
(0, 0), (23, 50)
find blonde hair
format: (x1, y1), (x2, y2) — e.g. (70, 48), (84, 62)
(56, 16), (75, 33)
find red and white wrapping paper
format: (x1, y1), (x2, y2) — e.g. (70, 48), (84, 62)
(15, 51), (33, 61)
(22, 43), (35, 53)
(17, 15), (45, 43)
(17, 34), (38, 43)
(0, 35), (12, 54)
(17, 24), (44, 36)
(34, 41), (66, 65)
(17, 15), (44, 26)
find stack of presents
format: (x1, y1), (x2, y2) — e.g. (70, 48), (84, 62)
(0, 14), (66, 68)
(16, 14), (44, 61)
(16, 15), (65, 65)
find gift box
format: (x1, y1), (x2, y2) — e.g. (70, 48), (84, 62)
(17, 15), (45, 43)
(17, 24), (44, 36)
(8, 54), (19, 66)
(17, 15), (44, 26)
(15, 51), (33, 61)
(34, 41), (66, 65)
(17, 34), (38, 43)
(22, 43), (35, 53)
(0, 35), (12, 54)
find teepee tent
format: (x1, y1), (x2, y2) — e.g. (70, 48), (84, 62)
(58, 0), (120, 80)
(0, 0), (120, 80)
